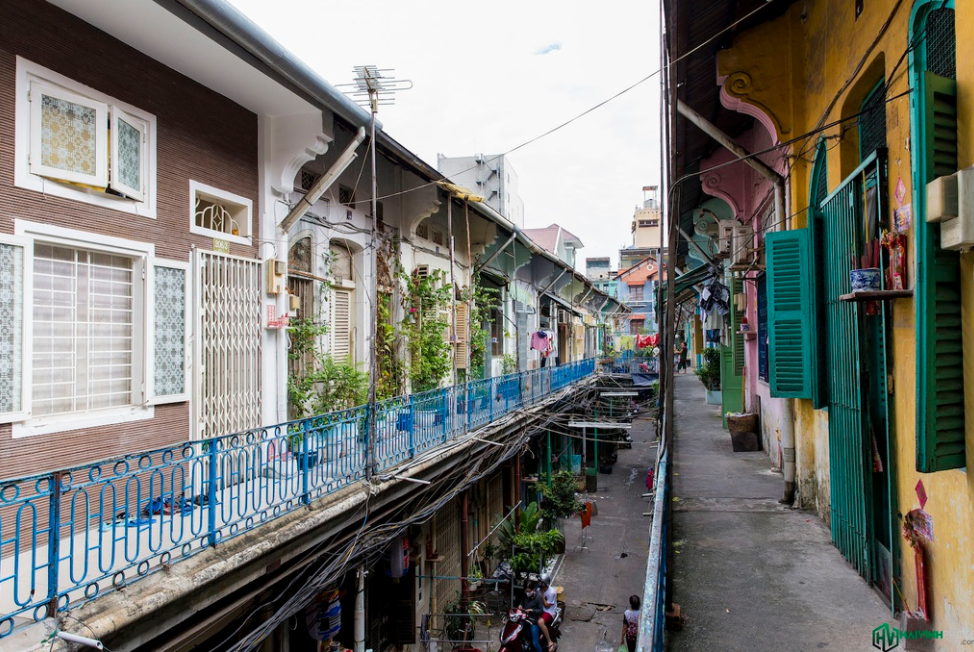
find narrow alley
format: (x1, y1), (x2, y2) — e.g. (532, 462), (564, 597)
(667, 374), (894, 652)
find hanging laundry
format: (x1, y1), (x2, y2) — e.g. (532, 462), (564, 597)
(530, 330), (550, 351)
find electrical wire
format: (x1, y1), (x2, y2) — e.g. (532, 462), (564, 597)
(322, 0), (778, 209)
(220, 382), (592, 651)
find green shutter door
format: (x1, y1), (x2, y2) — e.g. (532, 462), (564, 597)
(808, 142), (830, 409)
(917, 72), (965, 471)
(721, 277), (745, 425)
(766, 230), (813, 398)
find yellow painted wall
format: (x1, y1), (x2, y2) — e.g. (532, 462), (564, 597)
(717, 0), (974, 645)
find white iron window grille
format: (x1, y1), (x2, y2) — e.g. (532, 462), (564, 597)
(32, 244), (136, 416)
(195, 250), (261, 439)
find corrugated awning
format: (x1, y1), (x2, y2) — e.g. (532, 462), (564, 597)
(630, 313), (647, 320)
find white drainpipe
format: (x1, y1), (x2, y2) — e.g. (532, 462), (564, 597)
(774, 180), (796, 505)
(354, 567), (366, 652)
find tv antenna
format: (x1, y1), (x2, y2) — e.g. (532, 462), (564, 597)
(338, 66), (411, 480)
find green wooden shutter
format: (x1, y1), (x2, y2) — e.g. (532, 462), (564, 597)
(917, 72), (965, 471)
(767, 230), (814, 398)
(808, 143), (830, 409)
(730, 277), (745, 375)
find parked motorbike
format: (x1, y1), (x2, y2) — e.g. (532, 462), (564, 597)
(497, 606), (563, 652)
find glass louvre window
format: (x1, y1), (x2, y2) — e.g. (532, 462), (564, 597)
(32, 244), (134, 416)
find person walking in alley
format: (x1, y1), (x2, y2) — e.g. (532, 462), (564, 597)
(677, 339), (689, 374)
(620, 595), (641, 652)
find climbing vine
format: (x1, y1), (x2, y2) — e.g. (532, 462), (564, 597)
(459, 279), (500, 381)
(287, 250), (368, 418)
(399, 268), (453, 393)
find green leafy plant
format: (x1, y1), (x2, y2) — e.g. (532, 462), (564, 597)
(461, 280), (500, 380)
(496, 501), (543, 549)
(288, 348), (368, 419)
(695, 347), (721, 391)
(539, 470), (583, 523)
(500, 353), (517, 375)
(507, 529), (565, 577)
(442, 592), (486, 644)
(376, 292), (404, 399)
(399, 268), (453, 392)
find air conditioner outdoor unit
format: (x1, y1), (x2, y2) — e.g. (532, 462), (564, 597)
(731, 224), (753, 266)
(717, 220), (737, 255)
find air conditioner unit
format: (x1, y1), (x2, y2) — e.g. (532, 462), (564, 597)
(731, 224), (753, 266)
(558, 310), (571, 323)
(942, 166), (974, 250)
(413, 264), (430, 280)
(717, 220), (737, 256)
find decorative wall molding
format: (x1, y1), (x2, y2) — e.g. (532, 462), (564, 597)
(718, 73), (784, 140)
(268, 113), (331, 196)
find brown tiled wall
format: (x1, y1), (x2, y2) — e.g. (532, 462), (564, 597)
(0, 0), (261, 478)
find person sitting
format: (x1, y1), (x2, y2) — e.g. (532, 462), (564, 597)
(538, 574), (558, 651)
(520, 580), (553, 652)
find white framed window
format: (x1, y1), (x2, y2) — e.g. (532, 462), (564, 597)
(15, 57), (157, 217)
(1, 221), (195, 437)
(328, 243), (355, 362)
(190, 180), (253, 245)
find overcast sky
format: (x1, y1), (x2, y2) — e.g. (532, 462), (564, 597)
(228, 0), (663, 269)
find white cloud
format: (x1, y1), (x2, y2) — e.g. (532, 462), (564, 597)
(228, 0), (663, 268)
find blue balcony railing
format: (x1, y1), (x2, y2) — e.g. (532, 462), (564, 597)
(637, 447), (669, 652)
(0, 358), (595, 638)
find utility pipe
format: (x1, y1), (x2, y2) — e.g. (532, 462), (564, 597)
(539, 268), (569, 298)
(775, 200), (797, 504)
(461, 491), (470, 597)
(354, 567), (366, 652)
(448, 197), (458, 386)
(279, 127), (366, 232)
(474, 232), (517, 272)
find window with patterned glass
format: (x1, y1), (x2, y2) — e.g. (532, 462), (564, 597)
(32, 244), (136, 416)
(28, 79), (148, 201)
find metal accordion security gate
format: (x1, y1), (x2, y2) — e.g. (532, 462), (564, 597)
(194, 250), (262, 439)
(819, 151), (891, 583)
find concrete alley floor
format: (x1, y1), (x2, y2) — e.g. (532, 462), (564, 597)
(667, 373), (895, 652)
(554, 373), (896, 652)
(556, 399), (660, 652)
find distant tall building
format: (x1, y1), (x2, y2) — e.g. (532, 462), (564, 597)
(437, 153), (525, 228)
(586, 257), (617, 298)
(620, 186), (663, 270)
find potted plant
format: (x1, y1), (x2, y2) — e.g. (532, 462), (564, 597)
(695, 347), (722, 404)
(443, 592), (486, 648)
